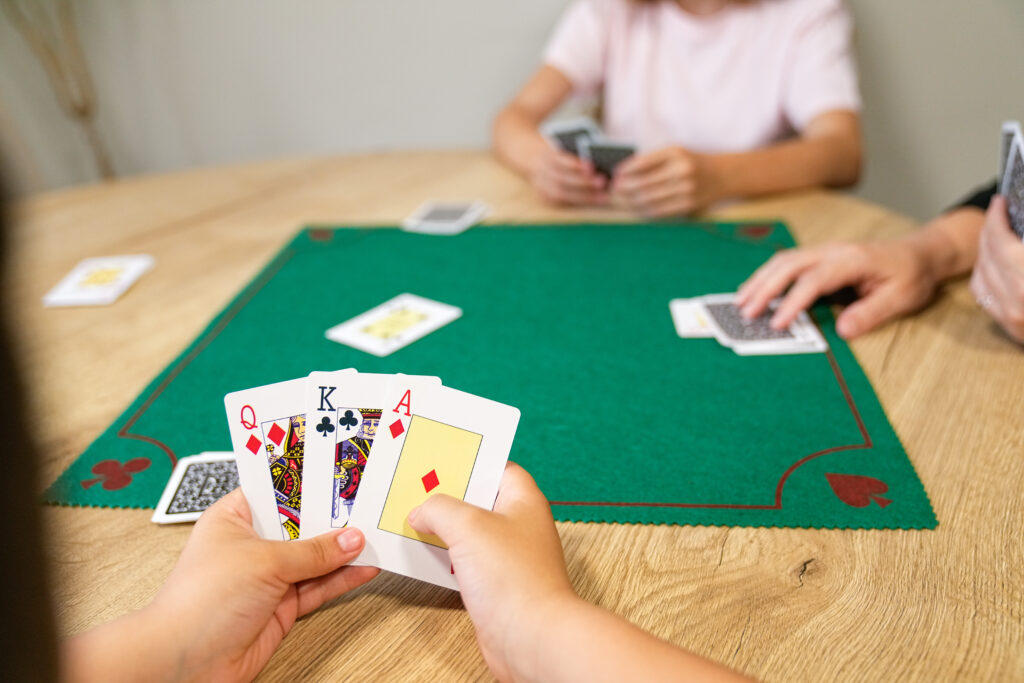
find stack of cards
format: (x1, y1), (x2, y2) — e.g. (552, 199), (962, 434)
(224, 369), (520, 590)
(670, 293), (827, 356)
(999, 121), (1024, 240)
(542, 116), (636, 178)
(402, 200), (490, 236)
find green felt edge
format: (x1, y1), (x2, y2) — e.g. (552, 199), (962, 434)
(40, 231), (307, 508)
(43, 221), (939, 531)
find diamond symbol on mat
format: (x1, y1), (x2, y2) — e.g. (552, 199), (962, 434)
(267, 422), (285, 446)
(421, 469), (439, 493)
(389, 419), (405, 438)
(246, 434), (262, 455)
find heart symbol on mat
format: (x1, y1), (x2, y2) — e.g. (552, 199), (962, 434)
(80, 458), (151, 491)
(825, 473), (892, 509)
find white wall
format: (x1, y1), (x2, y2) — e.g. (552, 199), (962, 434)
(2, 1), (1023, 219)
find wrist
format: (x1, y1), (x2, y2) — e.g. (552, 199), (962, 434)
(903, 210), (981, 281)
(505, 589), (584, 682)
(702, 153), (735, 204)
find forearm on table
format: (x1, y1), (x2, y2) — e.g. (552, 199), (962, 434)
(492, 106), (550, 177)
(63, 605), (185, 683)
(902, 207), (984, 282)
(711, 115), (862, 200)
(513, 595), (748, 683)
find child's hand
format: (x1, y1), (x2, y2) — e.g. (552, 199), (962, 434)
(146, 490), (378, 681)
(613, 146), (722, 217)
(970, 196), (1024, 343)
(530, 146), (608, 206)
(407, 462), (576, 682)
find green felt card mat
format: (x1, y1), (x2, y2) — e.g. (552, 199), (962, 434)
(45, 222), (937, 529)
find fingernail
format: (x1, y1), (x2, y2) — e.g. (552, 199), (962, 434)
(769, 314), (784, 329)
(337, 528), (362, 552)
(407, 505), (421, 524)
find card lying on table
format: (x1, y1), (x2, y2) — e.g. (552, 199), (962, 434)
(672, 293), (827, 355)
(151, 452), (238, 524)
(325, 293), (462, 357)
(224, 368), (520, 590)
(43, 255), (154, 307)
(402, 200), (489, 236)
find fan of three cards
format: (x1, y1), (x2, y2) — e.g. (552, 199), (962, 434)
(221, 370), (520, 590)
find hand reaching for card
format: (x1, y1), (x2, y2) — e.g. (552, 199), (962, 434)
(736, 238), (942, 339)
(66, 489), (379, 682)
(530, 145), (608, 206)
(407, 462), (576, 682)
(613, 146), (723, 217)
(970, 197), (1024, 343)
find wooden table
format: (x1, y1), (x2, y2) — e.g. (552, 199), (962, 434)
(13, 151), (1023, 681)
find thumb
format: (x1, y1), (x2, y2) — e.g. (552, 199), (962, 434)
(407, 494), (481, 547)
(269, 527), (365, 584)
(835, 285), (912, 339)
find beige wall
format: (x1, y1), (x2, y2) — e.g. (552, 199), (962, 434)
(2, 1), (1023, 219)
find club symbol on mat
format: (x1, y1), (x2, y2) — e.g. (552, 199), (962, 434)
(80, 458), (151, 491)
(421, 469), (439, 493)
(316, 416), (335, 437)
(338, 410), (359, 431)
(826, 473), (892, 509)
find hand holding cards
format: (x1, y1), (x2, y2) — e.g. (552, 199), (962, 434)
(671, 293), (827, 355)
(998, 120), (1024, 240)
(225, 369), (520, 590)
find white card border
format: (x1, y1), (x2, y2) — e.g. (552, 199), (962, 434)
(349, 382), (520, 590)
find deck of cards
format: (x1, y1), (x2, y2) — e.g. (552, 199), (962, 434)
(670, 294), (827, 355)
(223, 369), (520, 590)
(542, 116), (636, 177)
(999, 121), (1024, 240)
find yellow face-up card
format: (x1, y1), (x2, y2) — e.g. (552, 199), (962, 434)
(377, 415), (481, 548)
(361, 307), (428, 340)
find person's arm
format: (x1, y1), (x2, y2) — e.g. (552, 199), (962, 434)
(408, 463), (748, 683)
(492, 66), (606, 205)
(734, 206), (985, 338)
(613, 109), (861, 217)
(63, 490), (378, 682)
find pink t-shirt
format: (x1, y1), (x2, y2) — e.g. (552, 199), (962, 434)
(543, 0), (861, 153)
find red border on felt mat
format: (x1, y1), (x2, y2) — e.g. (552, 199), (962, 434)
(114, 248), (298, 469)
(112, 227), (873, 513)
(549, 350), (873, 510)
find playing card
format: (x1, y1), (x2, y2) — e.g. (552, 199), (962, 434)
(578, 139), (636, 177)
(999, 132), (1024, 240)
(325, 293), (462, 357)
(300, 371), (443, 539)
(541, 116), (603, 157)
(349, 379), (520, 590)
(669, 298), (714, 338)
(698, 293), (827, 355)
(225, 372), (354, 540)
(402, 200), (489, 235)
(43, 255), (154, 307)
(151, 452), (238, 524)
(999, 121), (1021, 183)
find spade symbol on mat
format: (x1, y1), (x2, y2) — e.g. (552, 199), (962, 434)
(825, 473), (892, 508)
(338, 410), (359, 431)
(316, 416), (335, 438)
(80, 458), (151, 491)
